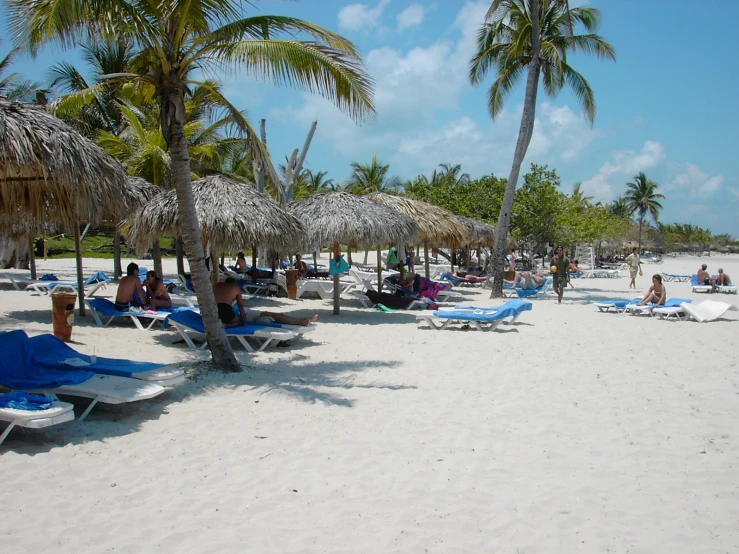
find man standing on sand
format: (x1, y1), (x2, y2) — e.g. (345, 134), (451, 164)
(115, 262), (149, 311)
(213, 278), (318, 327)
(625, 247), (641, 289)
(551, 246), (569, 304)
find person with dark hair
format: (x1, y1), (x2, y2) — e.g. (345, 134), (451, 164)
(637, 274), (666, 306)
(144, 270), (172, 310)
(234, 252), (247, 274)
(213, 278), (318, 327)
(115, 262), (149, 311)
(697, 264), (716, 293)
(551, 246), (569, 304)
(294, 254), (309, 278)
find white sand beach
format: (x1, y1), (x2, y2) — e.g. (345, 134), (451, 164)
(1, 254), (738, 553)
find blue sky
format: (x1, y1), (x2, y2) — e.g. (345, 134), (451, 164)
(2, 0), (738, 234)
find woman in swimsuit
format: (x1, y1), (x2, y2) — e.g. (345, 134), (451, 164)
(144, 271), (172, 310)
(637, 274), (666, 306)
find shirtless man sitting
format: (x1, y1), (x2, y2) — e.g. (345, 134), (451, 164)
(513, 271), (544, 290)
(144, 270), (172, 310)
(697, 264), (716, 293)
(115, 262), (149, 311)
(715, 268), (732, 286)
(213, 278), (318, 328)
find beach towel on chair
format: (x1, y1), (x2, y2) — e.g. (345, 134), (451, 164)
(0, 390), (54, 411)
(0, 331), (94, 390)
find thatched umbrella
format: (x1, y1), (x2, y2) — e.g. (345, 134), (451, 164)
(127, 174), (304, 282)
(367, 193), (467, 279)
(455, 215), (496, 269)
(0, 99), (130, 315)
(288, 191), (417, 315)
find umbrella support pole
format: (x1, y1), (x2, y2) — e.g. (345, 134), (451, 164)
(251, 245), (258, 284)
(333, 242), (340, 315)
(74, 222), (85, 317)
(376, 247), (382, 292)
(424, 242), (430, 280)
(28, 235), (37, 280)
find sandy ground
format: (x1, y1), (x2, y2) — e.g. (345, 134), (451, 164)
(1, 254), (738, 553)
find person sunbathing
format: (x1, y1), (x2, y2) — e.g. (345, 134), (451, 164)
(213, 278), (318, 327)
(115, 262), (149, 311)
(716, 268), (732, 286)
(697, 264), (716, 293)
(513, 271), (544, 290)
(144, 270), (172, 311)
(637, 274), (666, 306)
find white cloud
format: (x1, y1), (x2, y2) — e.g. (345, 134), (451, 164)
(729, 187), (739, 199)
(338, 0), (391, 32)
(397, 3), (425, 31)
(581, 141), (666, 200)
(669, 163), (724, 196)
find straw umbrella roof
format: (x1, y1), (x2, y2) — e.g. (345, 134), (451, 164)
(287, 191), (417, 250)
(0, 99), (130, 224)
(127, 174), (304, 252)
(366, 193), (467, 247)
(455, 215), (496, 246)
(125, 176), (162, 206)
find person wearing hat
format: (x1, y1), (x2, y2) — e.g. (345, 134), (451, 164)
(625, 247), (641, 289)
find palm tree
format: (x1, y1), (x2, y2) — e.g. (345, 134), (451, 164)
(10, 1), (375, 370)
(346, 155), (400, 194)
(437, 163), (471, 187)
(609, 196), (630, 219)
(0, 44), (41, 101)
(293, 170), (336, 200)
(571, 182), (592, 206)
(624, 172), (664, 254)
(469, 0), (615, 296)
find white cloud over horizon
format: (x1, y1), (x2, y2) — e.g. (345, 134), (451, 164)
(337, 0), (391, 32)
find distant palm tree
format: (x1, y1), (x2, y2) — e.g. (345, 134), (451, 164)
(10, 0), (375, 370)
(346, 155), (401, 194)
(624, 172), (664, 254)
(571, 182), (593, 205)
(469, 0), (615, 296)
(437, 163), (471, 186)
(609, 196), (630, 219)
(0, 43), (41, 101)
(293, 170), (336, 200)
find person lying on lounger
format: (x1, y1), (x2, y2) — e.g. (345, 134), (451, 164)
(115, 263), (149, 311)
(513, 271), (545, 290)
(144, 271), (172, 310)
(697, 264), (716, 293)
(213, 278), (318, 328)
(716, 268), (732, 286)
(637, 274), (666, 306)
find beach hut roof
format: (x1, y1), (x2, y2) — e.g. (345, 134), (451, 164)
(366, 193), (467, 247)
(0, 99), (130, 225)
(125, 176), (162, 206)
(127, 174), (304, 252)
(455, 215), (496, 246)
(287, 191), (417, 250)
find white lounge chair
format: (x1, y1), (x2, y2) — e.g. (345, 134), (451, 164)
(0, 393), (75, 446)
(681, 300), (738, 323)
(416, 300), (532, 331)
(594, 298), (641, 313)
(165, 310), (297, 352)
(85, 298), (185, 331)
(652, 306), (688, 321)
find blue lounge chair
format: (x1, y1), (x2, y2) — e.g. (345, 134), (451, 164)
(0, 331), (165, 420)
(28, 334), (185, 387)
(594, 298), (642, 313)
(85, 298), (197, 330)
(165, 310), (297, 352)
(0, 391), (75, 446)
(416, 299), (533, 331)
(624, 298), (692, 316)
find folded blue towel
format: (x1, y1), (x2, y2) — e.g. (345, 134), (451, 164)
(0, 391), (53, 411)
(40, 274), (58, 281)
(29, 334), (166, 379)
(0, 331), (94, 390)
(85, 271), (111, 285)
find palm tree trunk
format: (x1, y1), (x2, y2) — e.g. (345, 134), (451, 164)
(175, 235), (186, 276)
(376, 247), (383, 291)
(638, 214), (644, 254)
(28, 235), (37, 280)
(165, 88), (238, 371)
(489, 0), (541, 297)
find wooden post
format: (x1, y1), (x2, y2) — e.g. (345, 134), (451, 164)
(251, 245), (258, 283)
(28, 235), (37, 280)
(332, 241), (341, 315)
(74, 222), (86, 317)
(113, 217), (121, 280)
(43, 237), (48, 261)
(424, 242), (430, 280)
(376, 247), (383, 292)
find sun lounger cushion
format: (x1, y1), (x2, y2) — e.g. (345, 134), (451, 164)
(166, 309), (279, 336)
(28, 334), (173, 380)
(452, 299), (533, 314)
(432, 304), (521, 322)
(0, 330), (95, 389)
(0, 390), (53, 410)
(596, 298), (641, 309)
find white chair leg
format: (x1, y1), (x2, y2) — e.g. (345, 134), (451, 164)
(78, 397), (100, 421)
(0, 420), (18, 445)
